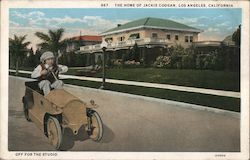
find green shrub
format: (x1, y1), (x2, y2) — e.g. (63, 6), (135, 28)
(181, 54), (195, 69)
(97, 55), (102, 66)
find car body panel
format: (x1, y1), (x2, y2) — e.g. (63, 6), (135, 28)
(45, 89), (83, 109)
(29, 104), (45, 131)
(24, 81), (90, 134)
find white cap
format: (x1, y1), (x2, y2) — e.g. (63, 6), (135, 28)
(40, 51), (55, 62)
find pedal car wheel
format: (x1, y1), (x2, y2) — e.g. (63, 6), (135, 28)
(47, 116), (62, 150)
(88, 111), (103, 141)
(23, 100), (31, 122)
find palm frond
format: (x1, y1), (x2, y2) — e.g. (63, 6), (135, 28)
(22, 41), (31, 47)
(48, 29), (57, 42)
(14, 35), (18, 41)
(35, 32), (51, 42)
(37, 42), (50, 49)
(19, 35), (27, 43)
(56, 28), (65, 42)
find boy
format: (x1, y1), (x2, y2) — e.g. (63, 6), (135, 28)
(31, 51), (68, 96)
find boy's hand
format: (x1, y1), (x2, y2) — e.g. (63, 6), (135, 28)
(40, 69), (48, 75)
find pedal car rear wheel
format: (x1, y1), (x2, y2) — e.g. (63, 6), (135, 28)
(47, 116), (62, 150)
(88, 111), (103, 141)
(23, 100), (31, 122)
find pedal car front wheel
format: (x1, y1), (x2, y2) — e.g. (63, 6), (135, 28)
(87, 110), (103, 142)
(47, 116), (62, 150)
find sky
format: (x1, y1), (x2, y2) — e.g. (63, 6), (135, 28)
(9, 8), (241, 50)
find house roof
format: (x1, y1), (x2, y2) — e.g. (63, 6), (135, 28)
(71, 35), (102, 42)
(193, 41), (222, 47)
(101, 17), (202, 35)
(193, 34), (236, 47)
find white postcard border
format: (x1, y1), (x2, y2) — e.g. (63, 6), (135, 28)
(1, 0), (249, 160)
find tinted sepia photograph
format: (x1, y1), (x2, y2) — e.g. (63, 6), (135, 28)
(1, 0), (249, 160)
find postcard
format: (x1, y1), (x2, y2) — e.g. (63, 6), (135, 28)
(0, 0), (249, 160)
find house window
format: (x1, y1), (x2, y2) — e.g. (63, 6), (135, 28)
(166, 34), (171, 40)
(175, 35), (179, 40)
(129, 33), (140, 39)
(152, 33), (158, 38)
(190, 36), (193, 42)
(118, 36), (125, 41)
(105, 37), (113, 43)
(185, 36), (189, 42)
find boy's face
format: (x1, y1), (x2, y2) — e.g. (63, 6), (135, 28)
(45, 58), (54, 66)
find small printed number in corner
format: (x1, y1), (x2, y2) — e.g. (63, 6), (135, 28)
(215, 154), (226, 157)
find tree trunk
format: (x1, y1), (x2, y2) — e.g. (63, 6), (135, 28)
(15, 60), (19, 76)
(55, 52), (59, 64)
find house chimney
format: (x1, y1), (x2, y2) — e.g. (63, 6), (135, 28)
(117, 24), (121, 27)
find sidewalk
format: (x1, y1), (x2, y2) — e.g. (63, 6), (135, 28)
(9, 69), (240, 98)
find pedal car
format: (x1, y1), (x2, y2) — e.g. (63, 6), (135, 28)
(22, 81), (103, 150)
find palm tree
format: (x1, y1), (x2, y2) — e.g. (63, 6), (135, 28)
(35, 28), (65, 62)
(9, 35), (30, 75)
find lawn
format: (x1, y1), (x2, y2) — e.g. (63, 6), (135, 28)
(68, 68), (240, 92)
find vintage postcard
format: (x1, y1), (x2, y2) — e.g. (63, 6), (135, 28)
(0, 0), (249, 159)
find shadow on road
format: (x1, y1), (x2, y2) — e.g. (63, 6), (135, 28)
(60, 126), (88, 151)
(60, 124), (115, 150)
(99, 124), (115, 144)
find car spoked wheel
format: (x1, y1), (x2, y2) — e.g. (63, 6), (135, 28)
(87, 110), (103, 141)
(47, 116), (62, 150)
(23, 100), (31, 122)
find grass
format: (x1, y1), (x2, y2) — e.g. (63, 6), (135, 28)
(9, 72), (240, 112)
(68, 68), (240, 92)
